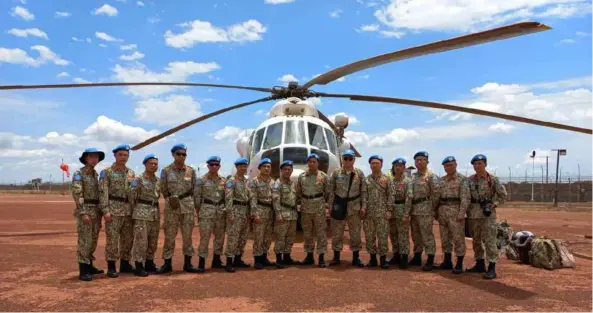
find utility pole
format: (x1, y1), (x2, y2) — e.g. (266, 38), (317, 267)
(530, 150), (535, 202)
(578, 163), (581, 202)
(508, 166), (512, 201)
(540, 165), (544, 202)
(552, 149), (566, 207)
(545, 156), (549, 184)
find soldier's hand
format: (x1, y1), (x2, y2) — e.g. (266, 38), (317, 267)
(229, 215), (235, 224)
(276, 215), (284, 223)
(385, 211), (392, 220)
(361, 208), (367, 218)
(82, 214), (91, 225)
(297, 205), (301, 212)
(325, 208), (330, 218)
(457, 215), (465, 223)
(104, 213), (112, 223)
(402, 215), (409, 223)
(253, 216), (261, 224)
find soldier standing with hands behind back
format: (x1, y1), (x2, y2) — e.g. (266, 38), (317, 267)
(273, 160), (298, 267)
(388, 157), (412, 269)
(250, 158), (278, 269)
(224, 157), (252, 270)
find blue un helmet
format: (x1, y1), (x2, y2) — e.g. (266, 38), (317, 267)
(170, 143), (187, 154)
(112, 144), (130, 154)
(206, 156), (221, 164)
(413, 151), (429, 160)
(79, 148), (105, 164)
(280, 160), (294, 169)
(143, 154), (158, 165)
(306, 153), (319, 162)
(471, 154), (487, 164)
(368, 154), (383, 163)
(442, 156), (456, 165)
(234, 157), (249, 166)
(392, 157), (406, 166)
(342, 149), (355, 158)
(258, 158), (271, 168)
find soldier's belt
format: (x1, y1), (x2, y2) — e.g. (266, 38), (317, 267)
(302, 193), (324, 200)
(412, 197), (428, 205)
(471, 199), (478, 203)
(203, 198), (225, 206)
(178, 191), (193, 200)
(232, 200), (249, 206)
(336, 194), (360, 202)
(109, 195), (128, 203)
(257, 200), (273, 208)
(440, 197), (461, 205)
(394, 199), (405, 204)
(84, 198), (99, 205)
(281, 203), (296, 210)
(138, 198), (158, 206)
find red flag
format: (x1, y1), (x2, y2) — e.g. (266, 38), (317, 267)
(60, 163), (70, 178)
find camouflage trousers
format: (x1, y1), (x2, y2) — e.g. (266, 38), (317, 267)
(198, 211), (227, 259)
(389, 217), (410, 255)
(104, 215), (134, 261)
(76, 215), (101, 264)
(274, 219), (296, 254)
(132, 219), (160, 262)
(438, 214), (466, 257)
(162, 212), (195, 259)
(410, 215), (436, 255)
(252, 209), (273, 256)
(469, 218), (498, 263)
(331, 214), (362, 252)
(224, 207), (250, 258)
(301, 211), (328, 254)
(364, 216), (389, 256)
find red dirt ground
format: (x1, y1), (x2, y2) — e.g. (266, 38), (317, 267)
(0, 194), (591, 312)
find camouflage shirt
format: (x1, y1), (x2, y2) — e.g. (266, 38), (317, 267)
(273, 178), (298, 220)
(71, 165), (101, 218)
(366, 173), (395, 218)
(468, 171), (507, 219)
(160, 163), (198, 214)
(99, 164), (136, 216)
(225, 175), (251, 217)
(328, 167), (368, 214)
(249, 175), (276, 218)
(195, 173), (227, 219)
(435, 172), (470, 219)
(295, 170), (330, 214)
(408, 169), (439, 216)
(129, 171), (160, 221)
(391, 174), (412, 218)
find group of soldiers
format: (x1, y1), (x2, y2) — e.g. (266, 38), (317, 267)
(72, 143), (507, 282)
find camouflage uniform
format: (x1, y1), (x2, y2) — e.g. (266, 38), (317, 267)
(390, 174), (412, 257)
(364, 173), (395, 260)
(249, 176), (276, 264)
(100, 165), (136, 264)
(408, 170), (439, 268)
(435, 172), (470, 258)
(295, 170), (330, 257)
(195, 173), (227, 265)
(129, 172), (161, 264)
(273, 178), (298, 256)
(72, 166), (102, 265)
(224, 175), (251, 265)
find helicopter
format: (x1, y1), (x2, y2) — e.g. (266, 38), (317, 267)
(1, 21), (591, 184)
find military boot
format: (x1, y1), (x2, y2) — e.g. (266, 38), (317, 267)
(367, 254), (378, 268)
(283, 253), (295, 265)
(409, 252), (422, 266)
(380, 255), (389, 269)
(134, 262), (149, 277)
(183, 255), (200, 273)
(388, 253), (400, 266)
(156, 258), (172, 274)
(438, 252), (453, 270)
(466, 259), (486, 273)
(120, 260), (135, 273)
(261, 254), (274, 267)
(144, 259), (157, 272)
(422, 254), (435, 271)
(254, 255), (265, 270)
(194, 256), (205, 273)
(484, 262), (497, 279)
(352, 251), (365, 267)
(301, 252), (315, 265)
(233, 254), (250, 268)
(79, 263), (92, 282)
(275, 253), (285, 269)
(106, 261), (118, 278)
(211, 254), (224, 269)
(329, 251), (341, 266)
(318, 253), (327, 268)
(452, 256), (464, 274)
(88, 261), (104, 275)
(399, 254), (409, 269)
(225, 257), (235, 273)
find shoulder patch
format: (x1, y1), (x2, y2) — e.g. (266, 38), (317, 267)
(131, 178), (138, 187)
(226, 181), (233, 188)
(250, 181), (255, 188)
(160, 170), (166, 179)
(273, 183), (279, 189)
(74, 174), (81, 181)
(99, 170), (106, 179)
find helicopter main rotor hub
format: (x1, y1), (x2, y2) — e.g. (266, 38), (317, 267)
(271, 82), (320, 100)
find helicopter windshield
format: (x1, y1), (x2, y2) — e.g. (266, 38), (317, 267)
(262, 122), (283, 150)
(285, 120), (306, 144)
(307, 123), (327, 150)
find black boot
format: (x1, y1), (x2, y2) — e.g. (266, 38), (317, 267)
(438, 252), (453, 270)
(318, 253), (327, 268)
(225, 257), (235, 273)
(380, 255), (388, 269)
(88, 261), (104, 275)
(301, 252), (315, 265)
(156, 258), (172, 274)
(283, 253), (295, 265)
(466, 259), (486, 273)
(134, 261), (149, 277)
(211, 254), (224, 269)
(422, 254), (435, 271)
(452, 256), (464, 274)
(144, 259), (157, 272)
(183, 255), (200, 273)
(352, 251), (365, 267)
(409, 252), (422, 266)
(275, 253), (285, 269)
(119, 260), (135, 273)
(233, 254), (250, 267)
(484, 262), (497, 279)
(106, 261), (118, 278)
(329, 251), (341, 266)
(262, 254), (274, 267)
(195, 256), (205, 273)
(79, 263), (92, 281)
(254, 255), (264, 270)
(367, 254), (378, 267)
(388, 253), (400, 265)
(399, 254), (409, 269)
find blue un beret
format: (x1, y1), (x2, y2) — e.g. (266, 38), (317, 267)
(368, 155), (383, 163)
(413, 151), (429, 160)
(79, 148), (105, 164)
(258, 158), (271, 168)
(392, 157), (406, 165)
(143, 154), (158, 165)
(280, 160), (294, 169)
(112, 144), (130, 154)
(307, 153), (319, 161)
(342, 149), (355, 157)
(171, 144), (187, 153)
(234, 157), (248, 166)
(442, 156), (456, 165)
(206, 156), (221, 164)
(471, 154), (487, 164)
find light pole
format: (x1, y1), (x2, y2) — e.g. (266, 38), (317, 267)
(529, 150), (535, 201)
(552, 149), (567, 207)
(508, 166), (512, 201)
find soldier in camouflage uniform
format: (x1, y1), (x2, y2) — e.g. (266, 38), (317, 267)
(129, 154), (161, 277)
(195, 156), (228, 272)
(224, 157), (252, 271)
(364, 155), (395, 269)
(99, 144), (136, 278)
(250, 158), (279, 269)
(72, 148), (105, 281)
(434, 156), (470, 274)
(295, 153), (330, 267)
(156, 144), (200, 274)
(328, 149), (367, 267)
(466, 154), (507, 279)
(273, 160), (298, 267)
(388, 158), (412, 269)
(408, 151), (439, 271)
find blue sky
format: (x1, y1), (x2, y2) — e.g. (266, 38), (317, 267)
(0, 0), (591, 183)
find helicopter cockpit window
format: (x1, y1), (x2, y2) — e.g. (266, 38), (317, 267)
(307, 123), (328, 150)
(285, 120), (306, 144)
(283, 147), (308, 165)
(262, 122), (283, 150)
(324, 127), (337, 155)
(253, 127), (265, 155)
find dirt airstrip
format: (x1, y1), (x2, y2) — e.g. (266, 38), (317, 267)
(0, 194), (591, 312)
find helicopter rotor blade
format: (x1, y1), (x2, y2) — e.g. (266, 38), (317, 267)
(131, 96), (275, 151)
(302, 21), (551, 89)
(317, 109), (363, 157)
(318, 93), (593, 135)
(0, 82), (273, 93)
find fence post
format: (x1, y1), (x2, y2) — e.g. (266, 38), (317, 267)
(568, 177), (571, 206)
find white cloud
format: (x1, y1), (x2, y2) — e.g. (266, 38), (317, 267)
(212, 126), (253, 141)
(55, 11), (71, 18)
(137, 1), (145, 7)
(99, 44), (107, 48)
(265, 0), (295, 3)
(164, 19), (266, 48)
(7, 28), (48, 40)
(38, 132), (79, 146)
(83, 115), (160, 144)
(488, 122), (515, 133)
(379, 30), (405, 38)
(56, 72), (69, 78)
(329, 9), (343, 18)
(135, 95), (202, 126)
(576, 31), (590, 36)
(278, 74), (298, 84)
(523, 148), (553, 164)
(72, 37), (92, 43)
(558, 38), (576, 44)
(93, 4), (118, 17)
(255, 109), (266, 116)
(358, 24), (380, 32)
(10, 6), (34, 21)
(0, 149), (57, 158)
(307, 97), (322, 106)
(119, 51), (145, 61)
(120, 44), (137, 50)
(148, 17), (161, 23)
(0, 132), (32, 149)
(73, 78), (90, 84)
(0, 45), (69, 67)
(329, 112), (360, 125)
(95, 32), (123, 42)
